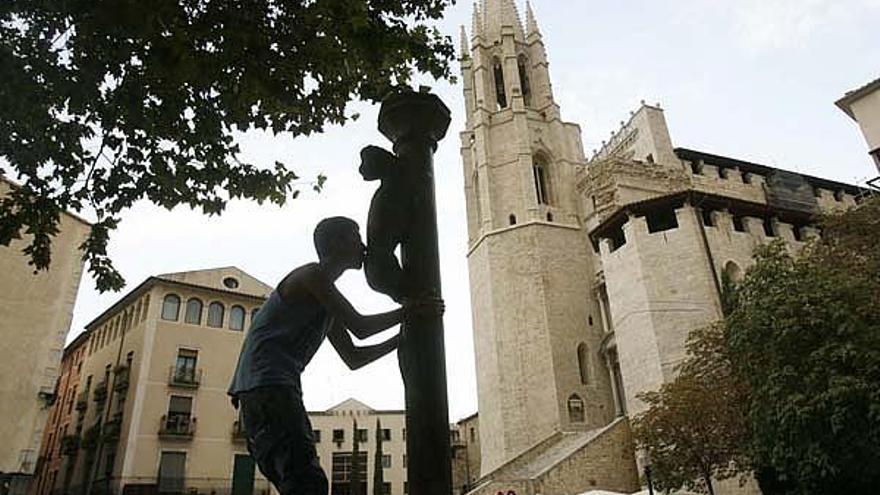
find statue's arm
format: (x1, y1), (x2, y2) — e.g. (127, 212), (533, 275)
(299, 265), (404, 339)
(326, 317), (399, 370)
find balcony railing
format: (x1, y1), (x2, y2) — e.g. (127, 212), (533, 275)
(159, 414), (196, 439)
(232, 420), (247, 442)
(103, 412), (123, 441)
(113, 365), (130, 392)
(93, 381), (108, 402)
(168, 367), (202, 388)
(75, 392), (88, 412)
(60, 435), (79, 456)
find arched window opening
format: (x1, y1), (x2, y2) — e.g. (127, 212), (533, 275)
(517, 54), (532, 107)
(724, 261), (743, 284)
(508, 214), (517, 225)
(577, 343), (590, 385)
(207, 302), (225, 328)
(546, 212), (553, 222)
(229, 306), (246, 331)
(185, 298), (203, 325)
(532, 156), (550, 205)
(161, 294), (181, 321)
(567, 394), (585, 423)
(493, 57), (507, 109)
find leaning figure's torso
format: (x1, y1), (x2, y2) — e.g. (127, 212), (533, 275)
(228, 285), (328, 396)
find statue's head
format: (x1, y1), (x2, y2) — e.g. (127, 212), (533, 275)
(359, 145), (398, 181)
(314, 216), (365, 269)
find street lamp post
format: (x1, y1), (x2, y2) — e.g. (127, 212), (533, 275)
(637, 450), (655, 495)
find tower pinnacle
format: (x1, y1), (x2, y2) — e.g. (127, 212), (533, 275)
(526, 0), (541, 36)
(481, 0), (525, 42)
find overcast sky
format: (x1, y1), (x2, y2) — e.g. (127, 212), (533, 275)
(56, 0), (879, 421)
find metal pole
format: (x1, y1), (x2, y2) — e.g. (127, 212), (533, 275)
(645, 465), (655, 495)
(377, 91), (452, 495)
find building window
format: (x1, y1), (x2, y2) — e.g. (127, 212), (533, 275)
(718, 167), (729, 179)
(732, 216), (746, 232)
(174, 349), (198, 384)
(207, 302), (225, 328)
(158, 451), (186, 494)
(567, 394), (585, 423)
(333, 429), (345, 443)
(701, 208), (716, 227)
(517, 54), (531, 106)
(142, 295), (150, 321)
(184, 298), (203, 325)
(762, 218), (776, 237)
(588, 315), (594, 326)
(509, 214), (517, 225)
(493, 57), (507, 109)
(313, 429), (321, 443)
(331, 452), (367, 493)
(381, 428), (391, 441)
(164, 395), (194, 434)
(645, 208), (678, 233)
(546, 211), (553, 222)
(469, 427), (475, 442)
(690, 160), (703, 175)
(229, 305), (246, 331)
(161, 294), (181, 321)
(355, 428), (368, 443)
(533, 156), (550, 205)
(577, 343), (590, 385)
(833, 190), (845, 202)
(223, 277), (240, 289)
(381, 454), (391, 468)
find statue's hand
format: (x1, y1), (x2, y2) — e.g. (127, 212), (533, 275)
(401, 296), (445, 319)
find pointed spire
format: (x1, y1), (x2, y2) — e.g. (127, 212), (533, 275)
(482, 0), (525, 42)
(459, 25), (469, 58)
(472, 2), (483, 40)
(526, 0), (541, 36)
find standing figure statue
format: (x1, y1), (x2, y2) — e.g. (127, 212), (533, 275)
(227, 217), (443, 495)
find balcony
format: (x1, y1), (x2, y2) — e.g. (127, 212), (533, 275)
(168, 367), (202, 389)
(60, 435), (79, 456)
(93, 381), (108, 403)
(232, 420), (247, 442)
(159, 414), (196, 439)
(103, 412), (123, 441)
(114, 365), (130, 392)
(75, 392), (88, 412)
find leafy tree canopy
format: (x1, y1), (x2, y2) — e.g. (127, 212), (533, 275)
(726, 196), (880, 495)
(0, 0), (455, 291)
(632, 324), (750, 495)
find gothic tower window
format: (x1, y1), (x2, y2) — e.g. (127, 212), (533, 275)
(577, 343), (590, 384)
(532, 155), (550, 205)
(473, 171), (482, 229)
(517, 55), (532, 107)
(567, 394), (585, 423)
(508, 214), (517, 225)
(493, 57), (507, 109)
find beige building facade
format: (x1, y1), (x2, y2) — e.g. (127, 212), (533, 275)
(31, 267), (414, 495)
(0, 178), (91, 489)
(836, 77), (880, 176)
(459, 2), (870, 495)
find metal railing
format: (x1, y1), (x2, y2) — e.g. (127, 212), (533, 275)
(168, 367), (202, 388)
(75, 391), (89, 411)
(114, 365), (131, 391)
(52, 477), (274, 495)
(159, 414), (196, 438)
(93, 381), (109, 402)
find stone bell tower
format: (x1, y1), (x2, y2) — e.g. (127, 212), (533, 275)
(460, 0), (615, 476)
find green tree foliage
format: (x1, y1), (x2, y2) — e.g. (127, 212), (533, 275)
(373, 418), (385, 495)
(0, 0), (455, 291)
(726, 197), (880, 495)
(632, 324), (750, 495)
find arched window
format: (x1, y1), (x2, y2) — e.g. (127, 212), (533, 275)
(134, 300), (142, 323)
(142, 295), (150, 321)
(161, 294), (181, 321)
(207, 302), (225, 328)
(493, 57), (507, 109)
(229, 306), (246, 331)
(724, 261), (743, 283)
(517, 54), (532, 106)
(567, 394), (585, 423)
(533, 155), (550, 205)
(508, 214), (517, 225)
(577, 343), (590, 384)
(185, 298), (203, 325)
